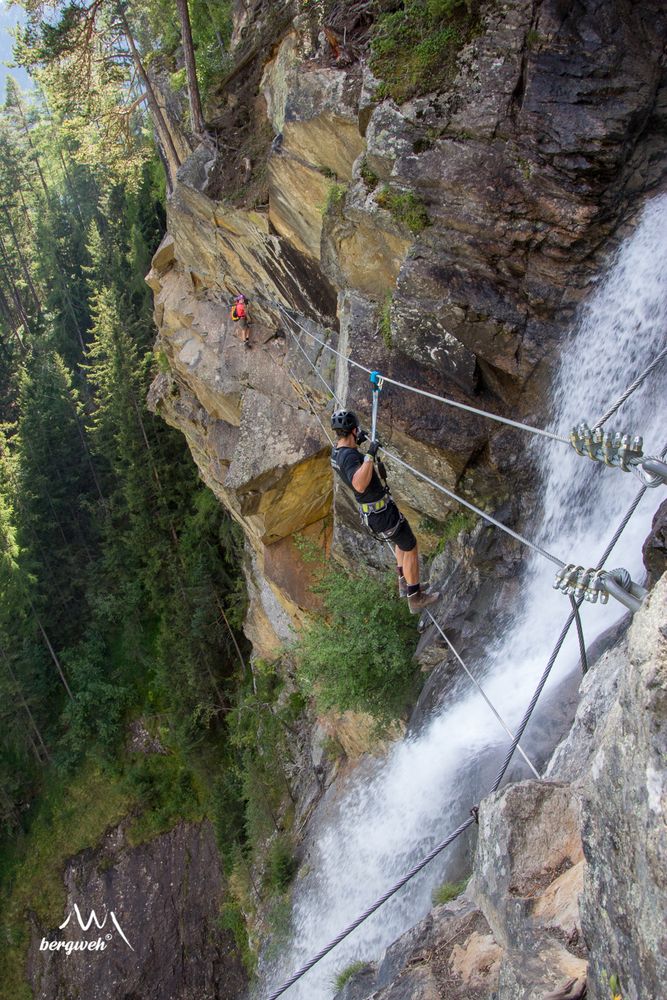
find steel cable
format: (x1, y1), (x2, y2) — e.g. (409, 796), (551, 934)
(264, 348), (664, 1000)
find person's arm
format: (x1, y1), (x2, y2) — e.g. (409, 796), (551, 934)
(351, 453), (374, 493)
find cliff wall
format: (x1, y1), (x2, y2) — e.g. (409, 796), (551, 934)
(148, 0), (666, 662)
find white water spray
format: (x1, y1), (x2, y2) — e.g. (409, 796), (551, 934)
(261, 193), (667, 1000)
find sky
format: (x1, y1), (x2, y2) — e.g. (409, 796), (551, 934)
(0, 2), (33, 97)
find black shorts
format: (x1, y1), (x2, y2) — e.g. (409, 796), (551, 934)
(366, 502), (417, 552)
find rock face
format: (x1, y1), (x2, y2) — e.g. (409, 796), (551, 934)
(336, 574), (667, 1000)
(27, 820), (246, 1000)
(149, 0), (667, 666)
(576, 576), (667, 1000)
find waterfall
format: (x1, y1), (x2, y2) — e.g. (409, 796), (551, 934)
(260, 193), (667, 999)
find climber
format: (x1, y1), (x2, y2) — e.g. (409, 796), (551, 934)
(231, 294), (251, 348)
(330, 409), (439, 614)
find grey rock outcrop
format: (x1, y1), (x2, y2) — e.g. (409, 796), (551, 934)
(27, 820), (246, 1000)
(576, 576), (667, 1000)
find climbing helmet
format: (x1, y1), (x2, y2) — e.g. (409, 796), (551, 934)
(331, 410), (358, 435)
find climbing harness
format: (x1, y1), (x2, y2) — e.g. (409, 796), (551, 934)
(359, 496), (389, 515)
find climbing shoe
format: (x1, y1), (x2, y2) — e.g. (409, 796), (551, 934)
(398, 576), (408, 598)
(408, 588), (439, 614)
(244, 340), (252, 350)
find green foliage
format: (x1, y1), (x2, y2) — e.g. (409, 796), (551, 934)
(264, 835), (298, 893)
(323, 181), (347, 215)
(380, 292), (393, 349)
(376, 186), (430, 233)
(333, 960), (370, 992)
(227, 660), (302, 849)
(124, 754), (206, 845)
(0, 73), (252, 997)
(370, 0), (479, 103)
(220, 897), (257, 976)
(264, 892), (293, 961)
(433, 510), (477, 555)
(294, 564), (418, 721)
(431, 875), (469, 905)
(359, 157), (379, 190)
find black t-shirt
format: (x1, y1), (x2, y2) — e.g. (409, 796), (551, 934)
(331, 446), (386, 503)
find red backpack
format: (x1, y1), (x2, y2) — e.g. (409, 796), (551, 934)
(231, 299), (247, 321)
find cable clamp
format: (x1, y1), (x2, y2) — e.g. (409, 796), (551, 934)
(553, 564), (608, 604)
(569, 422), (644, 473)
(554, 564), (648, 613)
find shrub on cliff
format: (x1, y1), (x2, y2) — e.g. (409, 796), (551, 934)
(370, 0), (480, 103)
(294, 564), (418, 722)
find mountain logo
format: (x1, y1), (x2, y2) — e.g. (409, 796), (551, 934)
(39, 903), (134, 955)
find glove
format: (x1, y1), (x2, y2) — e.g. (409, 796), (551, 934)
(367, 439), (381, 458)
(356, 427), (368, 445)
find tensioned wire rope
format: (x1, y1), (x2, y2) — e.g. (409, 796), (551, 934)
(263, 317), (666, 997)
(284, 323), (568, 569)
(265, 438), (665, 1000)
(277, 303), (667, 450)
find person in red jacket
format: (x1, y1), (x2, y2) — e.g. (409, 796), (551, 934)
(231, 294), (250, 348)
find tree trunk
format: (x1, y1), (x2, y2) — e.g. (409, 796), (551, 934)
(175, 0), (207, 137)
(0, 232), (31, 338)
(0, 284), (26, 353)
(119, 13), (182, 186)
(0, 642), (51, 762)
(1, 205), (41, 314)
(28, 597), (73, 700)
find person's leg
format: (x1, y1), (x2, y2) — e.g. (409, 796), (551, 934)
(393, 519), (439, 613)
(395, 545), (408, 596)
(401, 545), (419, 586)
